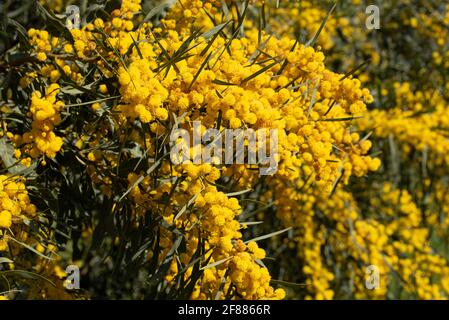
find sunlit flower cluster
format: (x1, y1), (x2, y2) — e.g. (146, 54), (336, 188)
(0, 175), (36, 251)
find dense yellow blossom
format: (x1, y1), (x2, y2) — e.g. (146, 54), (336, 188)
(0, 174), (37, 268)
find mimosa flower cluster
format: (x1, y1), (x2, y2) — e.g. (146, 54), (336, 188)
(0, 175), (37, 251)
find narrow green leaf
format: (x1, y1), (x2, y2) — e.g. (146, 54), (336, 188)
(305, 2), (337, 47)
(7, 237), (55, 261)
(200, 257), (232, 270)
(241, 59), (281, 84)
(0, 258), (13, 264)
(244, 227), (292, 244)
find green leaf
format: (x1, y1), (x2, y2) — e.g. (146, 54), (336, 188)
(173, 193), (200, 222)
(244, 227), (292, 244)
(201, 21), (230, 41)
(225, 189), (252, 197)
(0, 258), (13, 264)
(143, 1), (172, 23)
(200, 257), (232, 270)
(1, 270), (56, 286)
(319, 116), (363, 122)
(7, 237), (55, 261)
(240, 59), (281, 84)
(212, 79), (237, 86)
(305, 1), (337, 47)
